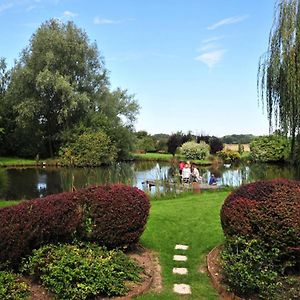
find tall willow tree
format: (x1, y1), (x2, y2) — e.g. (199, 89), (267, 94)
(258, 0), (300, 162)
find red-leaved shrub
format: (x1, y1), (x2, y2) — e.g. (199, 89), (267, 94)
(220, 179), (300, 264)
(0, 184), (150, 268)
(76, 184), (150, 248)
(0, 192), (81, 268)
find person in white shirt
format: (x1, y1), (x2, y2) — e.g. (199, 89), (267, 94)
(191, 164), (202, 182)
(181, 163), (191, 183)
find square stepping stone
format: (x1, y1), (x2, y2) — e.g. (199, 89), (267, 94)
(173, 267), (188, 275)
(173, 283), (191, 294)
(175, 244), (189, 250)
(173, 255), (187, 261)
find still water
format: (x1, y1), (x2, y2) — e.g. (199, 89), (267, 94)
(0, 161), (300, 200)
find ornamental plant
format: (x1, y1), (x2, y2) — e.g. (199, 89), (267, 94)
(21, 242), (142, 299)
(0, 184), (150, 268)
(220, 178), (300, 269)
(250, 135), (290, 162)
(181, 141), (210, 160)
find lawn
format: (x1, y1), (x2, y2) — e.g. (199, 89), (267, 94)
(131, 152), (212, 165)
(138, 190), (228, 299)
(0, 200), (20, 207)
(0, 157), (37, 166)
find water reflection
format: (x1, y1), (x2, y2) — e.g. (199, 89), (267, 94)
(1, 162), (300, 200)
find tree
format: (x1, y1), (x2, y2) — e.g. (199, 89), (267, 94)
(167, 132), (183, 156)
(181, 141), (210, 160)
(1, 19), (139, 159)
(258, 0), (300, 162)
(6, 19), (108, 157)
(209, 136), (224, 154)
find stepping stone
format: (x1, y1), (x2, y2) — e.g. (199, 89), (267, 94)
(175, 244), (189, 250)
(173, 283), (191, 294)
(173, 267), (188, 275)
(173, 255), (187, 261)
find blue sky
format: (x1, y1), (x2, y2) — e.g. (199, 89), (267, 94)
(0, 0), (275, 137)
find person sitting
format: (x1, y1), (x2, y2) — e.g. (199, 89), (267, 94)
(191, 164), (202, 182)
(209, 174), (217, 185)
(181, 163), (191, 183)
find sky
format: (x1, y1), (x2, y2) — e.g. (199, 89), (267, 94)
(0, 0), (276, 137)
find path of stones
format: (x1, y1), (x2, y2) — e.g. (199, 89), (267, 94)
(172, 244), (192, 295)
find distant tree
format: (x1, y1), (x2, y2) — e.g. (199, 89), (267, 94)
(222, 134), (255, 144)
(209, 136), (224, 154)
(152, 133), (169, 152)
(135, 130), (156, 152)
(167, 132), (183, 156)
(196, 134), (210, 144)
(258, 0), (300, 162)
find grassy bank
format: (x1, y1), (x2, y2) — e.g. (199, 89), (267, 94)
(138, 190), (228, 299)
(0, 200), (20, 207)
(0, 157), (37, 167)
(131, 153), (212, 165)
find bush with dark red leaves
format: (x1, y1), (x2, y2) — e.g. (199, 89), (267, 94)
(76, 184), (150, 248)
(0, 192), (81, 268)
(220, 179), (300, 266)
(0, 184), (150, 269)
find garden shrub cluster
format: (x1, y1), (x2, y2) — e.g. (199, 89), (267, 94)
(21, 242), (142, 299)
(216, 149), (241, 163)
(0, 270), (29, 300)
(0, 184), (150, 268)
(180, 141), (210, 160)
(220, 179), (300, 298)
(250, 135), (290, 162)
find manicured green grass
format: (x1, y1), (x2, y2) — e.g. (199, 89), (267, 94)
(0, 201), (20, 207)
(0, 157), (36, 166)
(138, 190), (228, 299)
(131, 153), (212, 165)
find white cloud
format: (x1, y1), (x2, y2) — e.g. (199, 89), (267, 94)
(198, 42), (219, 52)
(93, 17), (135, 25)
(207, 15), (249, 30)
(63, 10), (78, 18)
(94, 17), (121, 25)
(201, 36), (224, 44)
(195, 49), (227, 69)
(0, 3), (13, 13)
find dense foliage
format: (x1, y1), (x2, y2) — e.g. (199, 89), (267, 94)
(216, 149), (241, 163)
(209, 136), (224, 154)
(181, 141), (210, 160)
(220, 179), (300, 298)
(221, 134), (255, 144)
(0, 271), (29, 300)
(0, 184), (150, 268)
(221, 237), (281, 298)
(59, 130), (117, 166)
(258, 0), (300, 163)
(21, 242), (142, 299)
(0, 19), (138, 160)
(250, 135), (290, 162)
(75, 184), (150, 248)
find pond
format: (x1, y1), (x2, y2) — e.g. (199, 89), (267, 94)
(0, 161), (300, 200)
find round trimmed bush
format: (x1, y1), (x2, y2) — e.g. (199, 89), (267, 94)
(76, 184), (151, 248)
(0, 184), (150, 268)
(220, 179), (300, 264)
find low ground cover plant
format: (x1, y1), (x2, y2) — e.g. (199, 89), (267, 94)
(21, 242), (142, 300)
(220, 179), (300, 298)
(0, 270), (29, 300)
